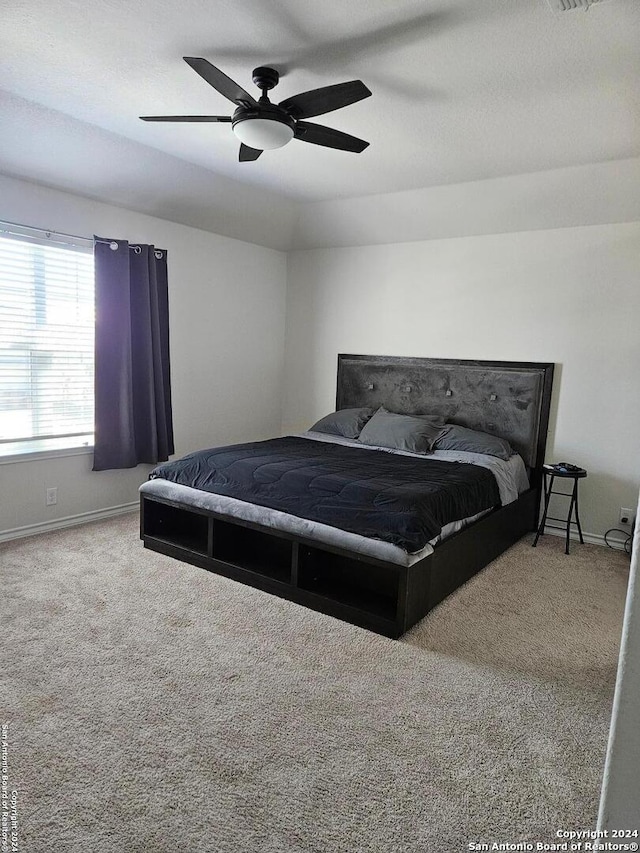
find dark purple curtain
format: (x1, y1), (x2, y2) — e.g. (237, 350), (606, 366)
(93, 238), (174, 471)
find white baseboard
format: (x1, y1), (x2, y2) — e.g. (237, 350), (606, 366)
(542, 524), (629, 551)
(0, 504), (629, 552)
(0, 502), (139, 543)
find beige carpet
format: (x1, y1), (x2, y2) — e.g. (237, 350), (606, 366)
(1, 515), (629, 853)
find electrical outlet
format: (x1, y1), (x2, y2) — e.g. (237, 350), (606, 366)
(46, 487), (58, 506)
(619, 507), (633, 527)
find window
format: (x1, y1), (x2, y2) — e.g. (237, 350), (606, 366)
(0, 231), (94, 457)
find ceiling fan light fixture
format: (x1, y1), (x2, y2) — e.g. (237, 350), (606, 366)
(232, 116), (294, 150)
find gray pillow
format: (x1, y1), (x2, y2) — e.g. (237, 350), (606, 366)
(433, 424), (513, 460)
(309, 407), (375, 439)
(357, 407), (444, 454)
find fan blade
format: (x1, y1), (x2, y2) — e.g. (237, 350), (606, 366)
(294, 121), (369, 153)
(239, 144), (263, 162)
(140, 115), (232, 122)
(279, 80), (371, 119)
(183, 57), (257, 106)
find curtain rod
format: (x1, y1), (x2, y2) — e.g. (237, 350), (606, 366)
(0, 217), (94, 244)
(0, 218), (153, 251)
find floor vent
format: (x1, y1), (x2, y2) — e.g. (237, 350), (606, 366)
(546, 0), (609, 11)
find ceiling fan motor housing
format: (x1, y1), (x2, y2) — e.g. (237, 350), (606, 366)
(252, 66), (280, 91)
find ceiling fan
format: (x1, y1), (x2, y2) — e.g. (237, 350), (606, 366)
(140, 57), (372, 162)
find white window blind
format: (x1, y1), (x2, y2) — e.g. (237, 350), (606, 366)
(0, 232), (94, 456)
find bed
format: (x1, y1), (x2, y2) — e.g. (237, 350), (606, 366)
(140, 355), (554, 638)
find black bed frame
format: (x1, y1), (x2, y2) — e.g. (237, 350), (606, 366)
(140, 356), (554, 638)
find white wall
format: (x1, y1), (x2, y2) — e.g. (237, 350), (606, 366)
(0, 174), (287, 538)
(283, 222), (640, 540)
(3, 158), (640, 543)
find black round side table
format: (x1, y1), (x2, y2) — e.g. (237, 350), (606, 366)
(532, 463), (587, 555)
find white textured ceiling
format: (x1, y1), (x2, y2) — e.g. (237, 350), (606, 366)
(1, 0), (639, 213)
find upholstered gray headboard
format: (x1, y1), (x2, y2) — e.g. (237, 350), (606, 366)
(336, 355), (554, 473)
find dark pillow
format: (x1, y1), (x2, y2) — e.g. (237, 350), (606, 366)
(309, 407), (375, 439)
(433, 424), (514, 460)
(357, 407), (444, 454)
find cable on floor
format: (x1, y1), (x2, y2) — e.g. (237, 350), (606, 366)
(604, 526), (633, 555)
